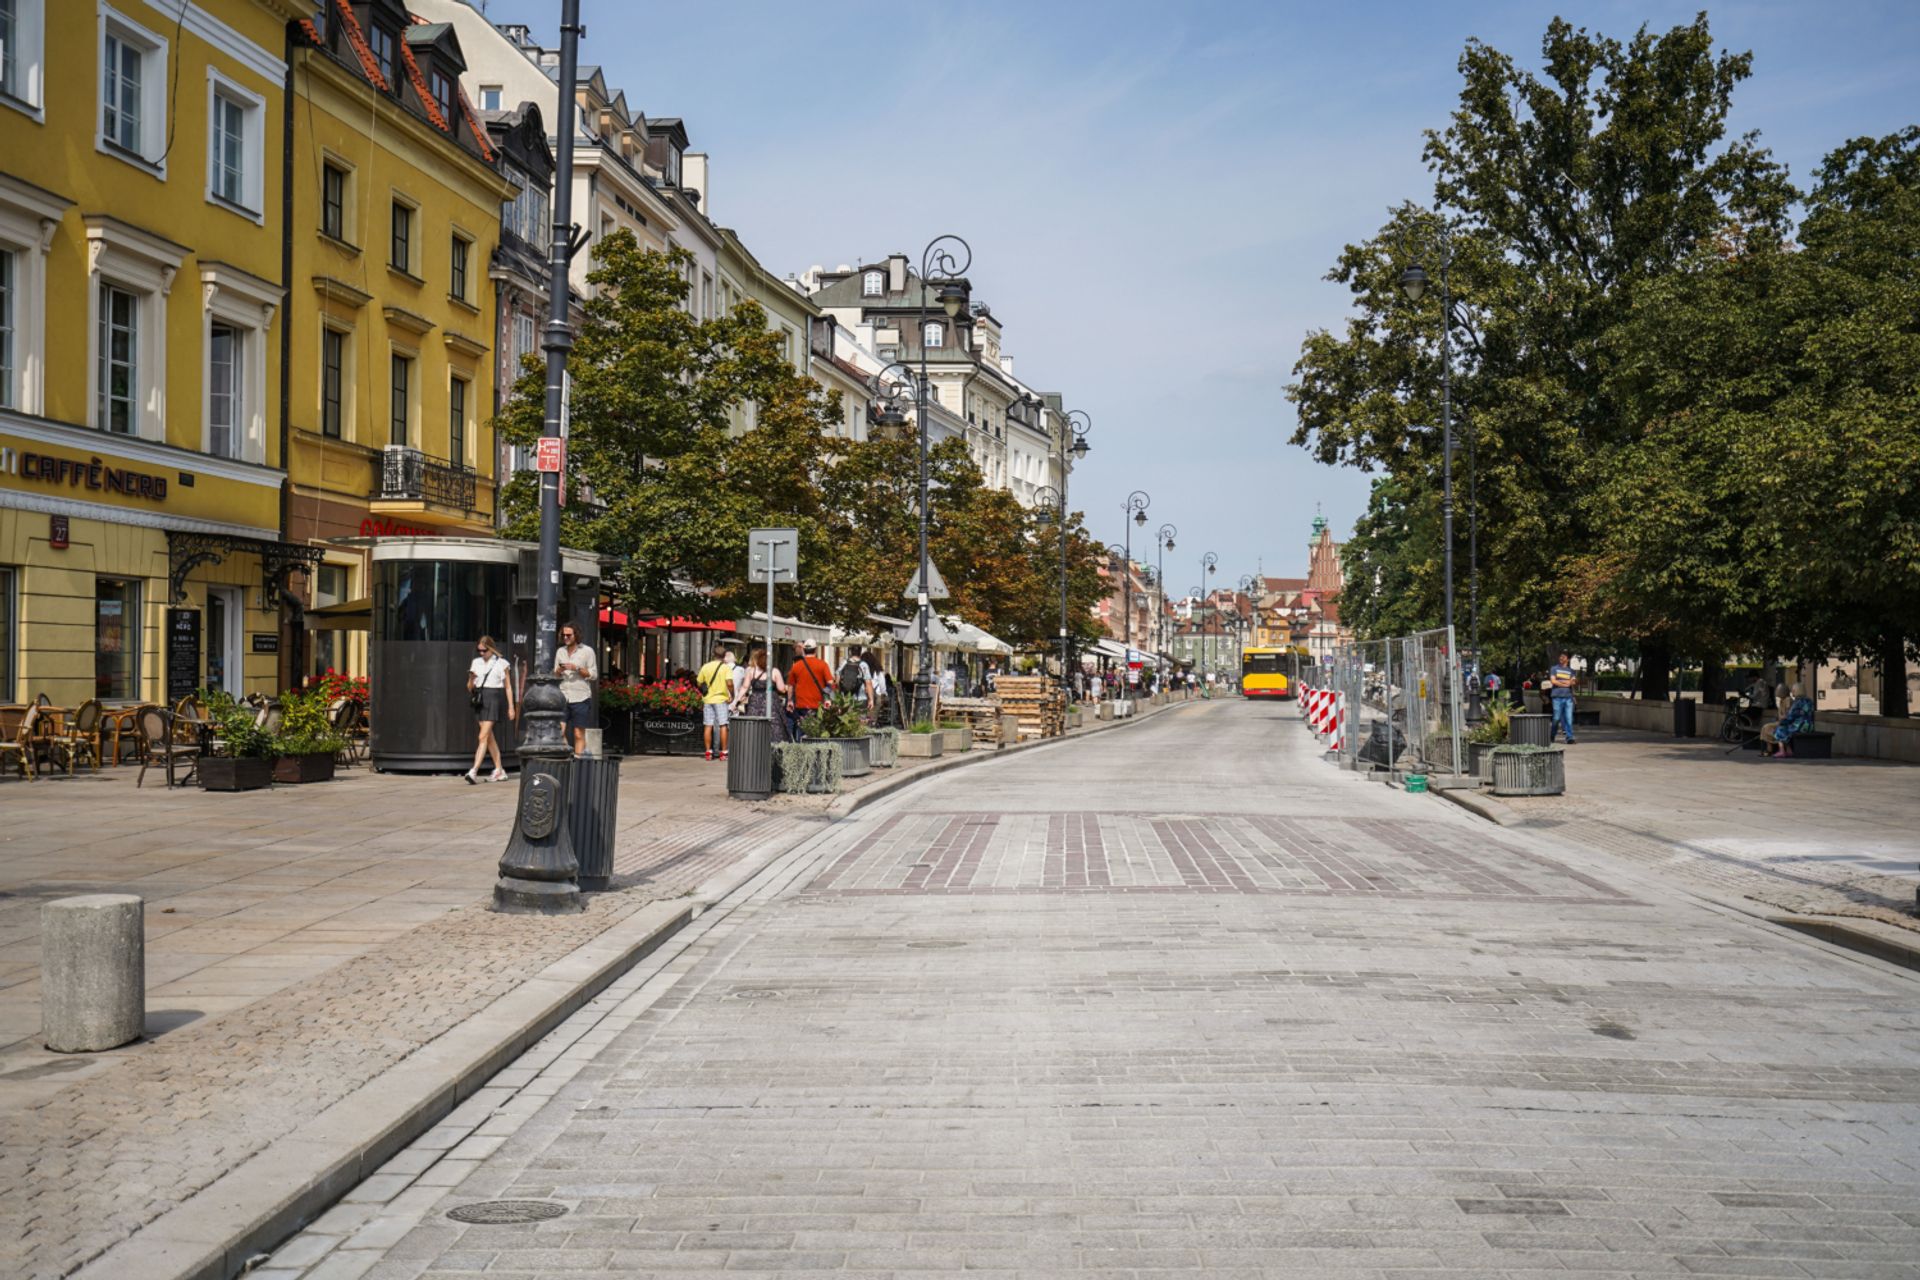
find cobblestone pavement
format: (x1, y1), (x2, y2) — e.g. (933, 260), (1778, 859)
(0, 758), (836, 1279)
(259, 700), (1920, 1279)
(1493, 728), (1920, 933)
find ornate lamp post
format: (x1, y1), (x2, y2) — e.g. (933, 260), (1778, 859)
(1200, 551), (1217, 680)
(1034, 483), (1065, 677)
(496, 0), (586, 915)
(1239, 574), (1258, 675)
(1120, 491), (1150, 655)
(1156, 524), (1177, 662)
(1023, 405), (1090, 682)
(1186, 586), (1203, 677)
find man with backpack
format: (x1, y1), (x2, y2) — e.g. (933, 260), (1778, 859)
(696, 645), (736, 761)
(836, 646), (876, 717)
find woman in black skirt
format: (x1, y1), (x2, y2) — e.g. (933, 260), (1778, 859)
(465, 635), (516, 782)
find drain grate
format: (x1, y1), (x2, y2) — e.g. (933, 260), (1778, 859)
(446, 1200), (570, 1225)
(729, 988), (784, 1000)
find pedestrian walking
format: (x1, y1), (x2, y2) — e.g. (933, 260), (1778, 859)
(787, 640), (834, 730)
(554, 622), (597, 756)
(1548, 650), (1578, 744)
(731, 647), (790, 742)
(837, 645), (875, 717)
(464, 635), (514, 783)
(696, 645), (735, 761)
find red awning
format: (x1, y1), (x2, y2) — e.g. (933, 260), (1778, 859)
(597, 609), (733, 632)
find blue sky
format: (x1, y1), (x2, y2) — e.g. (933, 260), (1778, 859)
(478, 1), (1918, 580)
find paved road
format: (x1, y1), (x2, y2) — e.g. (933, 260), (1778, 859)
(261, 699), (1920, 1279)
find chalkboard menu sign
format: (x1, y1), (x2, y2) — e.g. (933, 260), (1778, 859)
(251, 633), (279, 654)
(167, 608), (201, 703)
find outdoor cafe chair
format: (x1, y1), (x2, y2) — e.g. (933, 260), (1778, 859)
(45, 699), (103, 776)
(137, 708), (200, 789)
(0, 706), (37, 781)
(328, 698), (364, 765)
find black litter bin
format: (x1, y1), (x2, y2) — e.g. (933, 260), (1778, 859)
(1673, 698), (1696, 738)
(727, 716), (773, 800)
(565, 755), (622, 890)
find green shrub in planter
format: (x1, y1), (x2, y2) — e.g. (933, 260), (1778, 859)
(773, 741), (841, 794)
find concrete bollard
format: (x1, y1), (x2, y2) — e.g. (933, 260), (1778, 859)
(42, 894), (144, 1053)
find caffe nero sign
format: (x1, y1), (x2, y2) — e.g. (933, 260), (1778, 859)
(0, 444), (172, 502)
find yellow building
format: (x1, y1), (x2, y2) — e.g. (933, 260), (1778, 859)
(284, 0), (513, 680)
(1, 0), (313, 708)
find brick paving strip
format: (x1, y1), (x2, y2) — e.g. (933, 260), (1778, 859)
(0, 696), (1193, 1280)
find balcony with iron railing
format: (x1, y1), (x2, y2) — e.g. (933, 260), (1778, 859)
(373, 446), (480, 522)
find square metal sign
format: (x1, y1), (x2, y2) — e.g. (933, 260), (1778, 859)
(748, 528), (799, 583)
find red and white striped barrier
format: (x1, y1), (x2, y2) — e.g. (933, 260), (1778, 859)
(1332, 691), (1346, 752)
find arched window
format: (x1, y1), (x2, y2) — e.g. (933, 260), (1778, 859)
(862, 270), (883, 297)
(923, 321), (944, 349)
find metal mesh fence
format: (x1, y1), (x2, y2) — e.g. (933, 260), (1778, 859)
(1299, 627), (1465, 777)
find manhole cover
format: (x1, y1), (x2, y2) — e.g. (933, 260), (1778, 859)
(730, 988), (784, 1000)
(445, 1200), (570, 1225)
(905, 940), (965, 949)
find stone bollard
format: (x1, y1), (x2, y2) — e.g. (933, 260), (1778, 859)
(43, 894), (144, 1053)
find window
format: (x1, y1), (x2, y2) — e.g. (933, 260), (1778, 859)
(367, 24), (395, 87)
(448, 374), (467, 463)
(0, 1), (16, 100)
(449, 234), (469, 300)
(95, 577), (140, 701)
(478, 85), (501, 111)
(97, 282), (138, 433)
(0, 248), (11, 408)
(513, 310), (537, 368)
(389, 200), (411, 272)
(924, 321), (944, 349)
(98, 7), (166, 169)
(321, 162), (346, 239)
(211, 93), (243, 203)
(389, 353), (410, 446)
(310, 563), (347, 677)
(0, 0), (45, 116)
(429, 69), (452, 119)
(0, 565), (14, 701)
(208, 322), (239, 458)
(321, 328), (344, 437)
(863, 270), (882, 297)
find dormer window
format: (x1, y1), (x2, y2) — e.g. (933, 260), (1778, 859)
(923, 321), (944, 349)
(862, 271), (882, 297)
(367, 25), (395, 88)
(429, 68), (452, 118)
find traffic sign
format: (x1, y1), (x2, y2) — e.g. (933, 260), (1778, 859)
(535, 437), (565, 472)
(748, 528), (799, 583)
(903, 560), (950, 601)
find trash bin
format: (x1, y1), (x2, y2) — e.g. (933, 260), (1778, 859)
(1673, 698), (1696, 738)
(727, 716), (773, 800)
(566, 755), (622, 891)
(1510, 713), (1552, 747)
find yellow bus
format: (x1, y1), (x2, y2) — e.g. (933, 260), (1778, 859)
(1241, 646), (1301, 700)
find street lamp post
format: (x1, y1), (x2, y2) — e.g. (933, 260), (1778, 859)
(1156, 524), (1177, 663)
(1034, 483), (1066, 678)
(905, 236), (973, 726)
(1398, 226), (1457, 650)
(1057, 410), (1091, 680)
(1120, 492), (1150, 658)
(495, 0), (586, 916)
(1238, 574), (1257, 676)
(1186, 586), (1203, 679)
(1200, 551), (1217, 681)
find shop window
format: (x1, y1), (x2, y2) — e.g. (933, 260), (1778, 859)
(97, 281), (139, 433)
(98, 5), (168, 173)
(0, 565), (14, 701)
(321, 327), (346, 438)
(389, 352), (410, 446)
(448, 373), (467, 464)
(95, 577), (140, 701)
(322, 161), (347, 239)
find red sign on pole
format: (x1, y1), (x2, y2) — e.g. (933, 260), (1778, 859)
(535, 437), (565, 473)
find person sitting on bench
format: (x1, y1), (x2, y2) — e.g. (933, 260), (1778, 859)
(1759, 691), (1815, 759)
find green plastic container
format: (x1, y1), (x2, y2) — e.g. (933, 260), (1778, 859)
(1404, 773), (1429, 794)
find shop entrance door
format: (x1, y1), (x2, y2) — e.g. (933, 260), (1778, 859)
(207, 587), (243, 696)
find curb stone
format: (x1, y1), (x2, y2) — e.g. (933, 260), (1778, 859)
(1435, 784), (1521, 826)
(81, 696), (1199, 1280)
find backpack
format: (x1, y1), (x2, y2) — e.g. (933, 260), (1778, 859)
(836, 659), (864, 695)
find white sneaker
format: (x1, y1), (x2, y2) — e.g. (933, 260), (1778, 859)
(489, 769), (508, 783)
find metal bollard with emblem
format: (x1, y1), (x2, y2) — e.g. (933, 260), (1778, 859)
(493, 763), (583, 914)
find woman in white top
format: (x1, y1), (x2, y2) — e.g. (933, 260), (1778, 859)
(465, 635), (515, 783)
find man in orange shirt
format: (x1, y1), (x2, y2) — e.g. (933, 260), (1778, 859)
(787, 640), (834, 717)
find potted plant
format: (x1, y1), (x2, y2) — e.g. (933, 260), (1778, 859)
(937, 718), (972, 754)
(868, 726), (900, 767)
(1466, 692), (1513, 782)
(899, 719), (944, 758)
(625, 679), (704, 755)
(199, 695), (275, 791)
(1489, 743), (1566, 796)
(773, 741), (841, 793)
(801, 694), (872, 777)
(270, 688), (346, 783)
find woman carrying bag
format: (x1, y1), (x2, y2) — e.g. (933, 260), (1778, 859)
(465, 635), (515, 783)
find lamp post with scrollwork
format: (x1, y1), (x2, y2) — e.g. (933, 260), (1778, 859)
(1156, 525), (1177, 664)
(1200, 551), (1218, 682)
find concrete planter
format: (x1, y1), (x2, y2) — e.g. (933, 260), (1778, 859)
(938, 727), (973, 754)
(868, 728), (899, 768)
(1509, 713), (1552, 747)
(899, 732), (943, 759)
(1066, 709), (1083, 729)
(1096, 702), (1113, 721)
(1490, 747), (1565, 796)
(830, 734), (872, 778)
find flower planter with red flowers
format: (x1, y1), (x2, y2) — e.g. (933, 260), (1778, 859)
(600, 679), (706, 755)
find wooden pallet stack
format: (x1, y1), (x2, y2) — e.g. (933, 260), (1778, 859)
(940, 697), (1004, 744)
(992, 675), (1066, 739)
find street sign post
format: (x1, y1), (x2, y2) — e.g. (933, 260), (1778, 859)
(748, 529), (799, 687)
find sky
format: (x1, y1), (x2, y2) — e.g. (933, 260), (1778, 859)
(478, 0), (1918, 581)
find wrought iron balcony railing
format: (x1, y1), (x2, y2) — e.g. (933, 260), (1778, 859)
(379, 446), (477, 510)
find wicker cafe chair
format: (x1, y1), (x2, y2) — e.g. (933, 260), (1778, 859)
(137, 708), (200, 789)
(46, 699), (104, 776)
(328, 698), (364, 765)
(0, 706), (37, 781)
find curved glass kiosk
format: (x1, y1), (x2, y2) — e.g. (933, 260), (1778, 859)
(369, 539), (602, 772)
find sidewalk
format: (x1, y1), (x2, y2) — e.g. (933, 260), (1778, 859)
(0, 696), (1188, 1279)
(1470, 725), (1920, 935)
